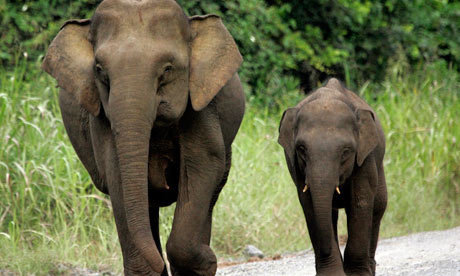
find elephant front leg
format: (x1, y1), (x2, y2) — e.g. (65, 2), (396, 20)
(344, 166), (376, 275)
(344, 202), (373, 276)
(166, 106), (226, 276)
(298, 191), (345, 276)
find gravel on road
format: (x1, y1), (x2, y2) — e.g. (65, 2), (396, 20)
(217, 227), (460, 276)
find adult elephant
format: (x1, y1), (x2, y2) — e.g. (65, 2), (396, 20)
(42, 0), (244, 275)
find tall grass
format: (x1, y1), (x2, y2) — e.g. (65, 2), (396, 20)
(0, 59), (459, 274)
(0, 60), (120, 273)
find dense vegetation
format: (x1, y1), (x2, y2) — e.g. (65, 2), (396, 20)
(2, 0), (459, 102)
(0, 0), (459, 274)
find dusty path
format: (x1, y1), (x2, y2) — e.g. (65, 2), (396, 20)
(217, 227), (460, 276)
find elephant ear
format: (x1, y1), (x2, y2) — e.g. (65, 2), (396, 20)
(356, 108), (378, 166)
(279, 108), (300, 183)
(189, 14), (243, 111)
(42, 19), (100, 116)
(278, 108), (298, 158)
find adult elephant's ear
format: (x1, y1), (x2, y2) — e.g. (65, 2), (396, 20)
(189, 15), (243, 111)
(42, 19), (100, 117)
(356, 109), (378, 166)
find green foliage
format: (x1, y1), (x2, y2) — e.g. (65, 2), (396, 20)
(267, 0), (460, 90)
(2, 0), (458, 107)
(0, 0), (99, 62)
(0, 60), (459, 273)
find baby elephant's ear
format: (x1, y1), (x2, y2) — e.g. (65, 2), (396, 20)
(42, 19), (100, 116)
(278, 108), (298, 155)
(356, 109), (378, 166)
(189, 15), (243, 111)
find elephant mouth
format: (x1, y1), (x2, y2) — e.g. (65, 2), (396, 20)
(156, 101), (177, 126)
(147, 125), (180, 206)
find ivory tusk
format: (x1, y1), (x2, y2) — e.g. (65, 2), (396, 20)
(336, 187), (341, 194)
(303, 184), (308, 193)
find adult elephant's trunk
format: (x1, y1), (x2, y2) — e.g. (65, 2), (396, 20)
(307, 165), (337, 259)
(111, 87), (164, 273)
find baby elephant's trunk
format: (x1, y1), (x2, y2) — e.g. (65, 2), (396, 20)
(307, 164), (338, 259)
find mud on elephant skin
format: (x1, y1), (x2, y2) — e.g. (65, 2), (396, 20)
(278, 78), (387, 276)
(42, 0), (245, 275)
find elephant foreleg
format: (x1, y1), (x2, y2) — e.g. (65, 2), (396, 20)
(166, 105), (226, 276)
(344, 160), (377, 276)
(201, 149), (232, 245)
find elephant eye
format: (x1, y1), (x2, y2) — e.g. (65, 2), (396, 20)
(96, 64), (103, 73)
(164, 65), (173, 73)
(296, 145), (307, 161)
(95, 63), (109, 86)
(341, 148), (353, 163)
(159, 65), (174, 90)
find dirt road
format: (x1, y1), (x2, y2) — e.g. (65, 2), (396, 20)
(217, 227), (460, 276)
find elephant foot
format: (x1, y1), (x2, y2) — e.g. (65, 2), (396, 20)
(344, 268), (373, 276)
(121, 249), (167, 276)
(167, 243), (217, 276)
(369, 258), (376, 276)
(124, 264), (167, 276)
(316, 270), (346, 276)
(344, 259), (373, 276)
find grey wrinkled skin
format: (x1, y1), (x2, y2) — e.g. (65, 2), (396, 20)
(278, 78), (387, 276)
(42, 0), (245, 275)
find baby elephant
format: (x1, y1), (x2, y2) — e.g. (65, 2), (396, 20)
(278, 78), (387, 276)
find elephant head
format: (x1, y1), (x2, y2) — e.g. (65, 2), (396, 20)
(42, 0), (242, 272)
(278, 78), (378, 257)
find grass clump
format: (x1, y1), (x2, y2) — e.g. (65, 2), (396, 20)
(0, 60), (459, 273)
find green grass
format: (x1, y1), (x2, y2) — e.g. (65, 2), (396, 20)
(0, 59), (459, 274)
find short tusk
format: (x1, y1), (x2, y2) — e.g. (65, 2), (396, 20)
(303, 184), (308, 193)
(336, 186), (341, 194)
